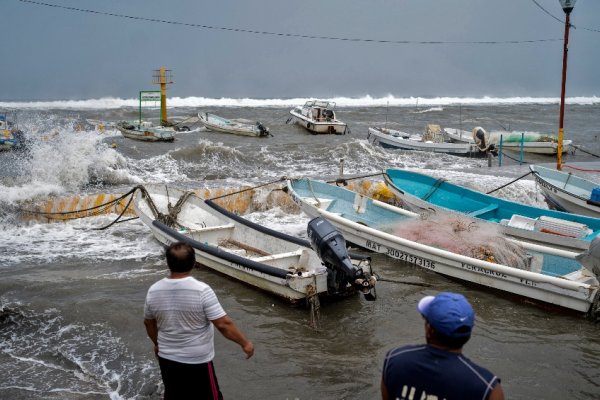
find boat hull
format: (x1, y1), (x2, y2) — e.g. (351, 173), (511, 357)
(116, 124), (175, 142)
(384, 168), (600, 252)
(499, 141), (572, 155)
(531, 165), (600, 217)
(198, 112), (269, 137)
(286, 178), (599, 313)
(289, 109), (348, 135)
(489, 132), (572, 155)
(133, 186), (334, 301)
(368, 127), (486, 157)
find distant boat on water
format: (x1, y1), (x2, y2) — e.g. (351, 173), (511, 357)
(288, 100), (348, 135)
(489, 131), (572, 155)
(367, 125), (494, 157)
(198, 112), (270, 137)
(115, 121), (177, 142)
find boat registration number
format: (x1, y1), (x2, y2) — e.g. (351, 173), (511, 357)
(385, 247), (436, 270)
(535, 177), (557, 193)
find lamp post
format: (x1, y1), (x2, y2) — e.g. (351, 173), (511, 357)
(557, 0), (576, 170)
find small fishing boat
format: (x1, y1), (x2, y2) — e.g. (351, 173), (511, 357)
(489, 131), (572, 155)
(0, 112), (26, 151)
(288, 100), (348, 135)
(198, 112), (270, 137)
(443, 127), (476, 143)
(133, 185), (376, 302)
(530, 164), (600, 218)
(285, 178), (600, 314)
(367, 125), (493, 157)
(383, 168), (600, 252)
(115, 121), (176, 142)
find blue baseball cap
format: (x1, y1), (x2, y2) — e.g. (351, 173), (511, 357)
(418, 292), (475, 338)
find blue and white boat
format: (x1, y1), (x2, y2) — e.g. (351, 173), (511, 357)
(286, 177), (600, 314)
(383, 168), (600, 252)
(0, 112), (26, 151)
(530, 164), (600, 218)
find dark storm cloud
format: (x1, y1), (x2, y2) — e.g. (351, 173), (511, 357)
(2, 0), (599, 100)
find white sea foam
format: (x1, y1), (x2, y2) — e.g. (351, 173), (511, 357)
(0, 216), (161, 266)
(1, 95), (598, 109)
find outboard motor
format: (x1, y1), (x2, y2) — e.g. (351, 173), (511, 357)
(307, 217), (376, 299)
(576, 235), (600, 280)
(256, 122), (269, 136)
(472, 126), (497, 155)
(472, 127), (488, 150)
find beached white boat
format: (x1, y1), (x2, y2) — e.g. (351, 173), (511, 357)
(285, 178), (600, 314)
(367, 126), (492, 157)
(531, 165), (600, 218)
(198, 112), (270, 137)
(133, 185), (376, 302)
(288, 100), (348, 135)
(383, 168), (600, 252)
(115, 121), (176, 142)
(489, 131), (572, 155)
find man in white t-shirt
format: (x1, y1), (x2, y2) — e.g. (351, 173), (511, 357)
(144, 242), (254, 399)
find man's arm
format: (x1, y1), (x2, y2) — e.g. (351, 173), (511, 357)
(144, 318), (159, 355)
(381, 378), (389, 400)
(211, 315), (254, 359)
(489, 382), (505, 400)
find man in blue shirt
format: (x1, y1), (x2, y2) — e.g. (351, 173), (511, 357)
(381, 292), (504, 400)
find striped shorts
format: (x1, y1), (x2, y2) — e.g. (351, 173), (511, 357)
(158, 356), (223, 400)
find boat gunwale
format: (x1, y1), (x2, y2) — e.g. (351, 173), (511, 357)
(286, 179), (598, 294)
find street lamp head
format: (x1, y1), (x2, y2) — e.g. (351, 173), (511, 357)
(559, 0), (576, 14)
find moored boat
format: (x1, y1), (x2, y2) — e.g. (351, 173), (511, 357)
(489, 131), (572, 155)
(530, 164), (600, 217)
(198, 112), (270, 137)
(443, 127), (474, 144)
(384, 168), (600, 252)
(285, 177), (600, 314)
(133, 185), (376, 302)
(288, 100), (348, 135)
(115, 121), (176, 142)
(0, 112), (26, 151)
(367, 125), (492, 157)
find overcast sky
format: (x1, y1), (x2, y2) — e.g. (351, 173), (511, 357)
(2, 0), (599, 101)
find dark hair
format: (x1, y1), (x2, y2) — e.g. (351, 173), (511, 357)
(430, 326), (471, 349)
(166, 242), (196, 273)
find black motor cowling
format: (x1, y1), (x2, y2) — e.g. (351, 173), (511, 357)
(307, 217), (376, 298)
(256, 122), (269, 136)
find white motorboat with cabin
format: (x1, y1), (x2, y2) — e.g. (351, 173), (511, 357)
(288, 100), (348, 135)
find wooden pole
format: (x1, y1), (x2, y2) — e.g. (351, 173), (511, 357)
(557, 12), (571, 170)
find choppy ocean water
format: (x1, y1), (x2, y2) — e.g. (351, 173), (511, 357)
(0, 98), (599, 399)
